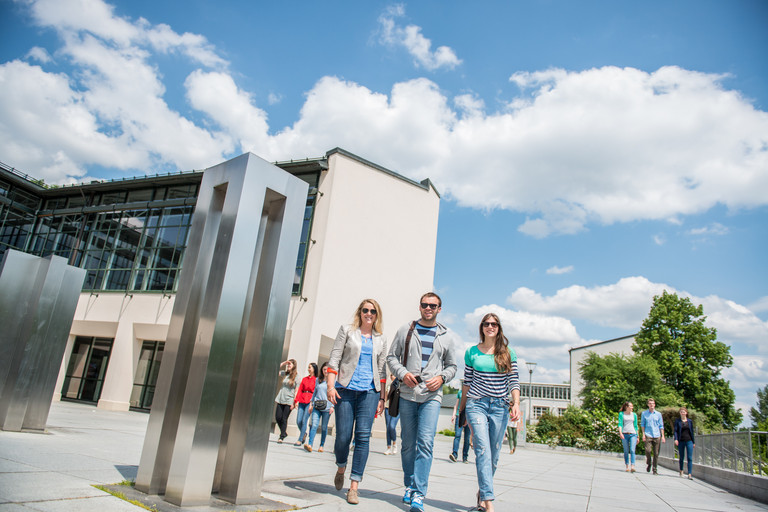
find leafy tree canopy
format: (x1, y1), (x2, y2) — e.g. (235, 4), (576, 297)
(750, 384), (768, 429)
(633, 291), (742, 430)
(579, 351), (682, 415)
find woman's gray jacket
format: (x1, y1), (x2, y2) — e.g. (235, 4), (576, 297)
(328, 324), (388, 392)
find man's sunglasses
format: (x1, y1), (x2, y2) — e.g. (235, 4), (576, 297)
(420, 303), (439, 310)
(362, 308), (378, 315)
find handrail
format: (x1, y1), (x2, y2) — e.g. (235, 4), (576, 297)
(660, 430), (768, 477)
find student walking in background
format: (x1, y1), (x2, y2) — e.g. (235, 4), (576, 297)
(274, 359), (298, 443)
(384, 374), (400, 455)
(305, 362), (333, 453)
(507, 409), (520, 455)
(450, 384), (470, 463)
(327, 299), (388, 505)
(294, 362), (318, 446)
(458, 313), (520, 512)
(674, 407), (695, 480)
(640, 398), (665, 474)
(618, 402), (638, 473)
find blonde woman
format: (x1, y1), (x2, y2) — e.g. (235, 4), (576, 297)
(327, 299), (387, 505)
(459, 313), (520, 512)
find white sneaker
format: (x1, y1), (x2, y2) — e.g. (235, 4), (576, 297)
(392, 444), (397, 455)
(384, 446), (392, 455)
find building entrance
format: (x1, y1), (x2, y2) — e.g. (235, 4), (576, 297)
(61, 336), (113, 403)
(130, 340), (165, 410)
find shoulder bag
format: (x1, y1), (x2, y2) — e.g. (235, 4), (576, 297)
(387, 321), (416, 417)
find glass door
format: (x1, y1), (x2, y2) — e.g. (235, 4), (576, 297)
(129, 340), (165, 410)
(61, 336), (113, 403)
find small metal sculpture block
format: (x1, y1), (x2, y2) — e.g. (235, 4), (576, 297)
(0, 250), (86, 431)
(135, 153), (308, 506)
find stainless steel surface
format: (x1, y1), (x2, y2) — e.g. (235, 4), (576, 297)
(0, 250), (86, 431)
(135, 153), (308, 506)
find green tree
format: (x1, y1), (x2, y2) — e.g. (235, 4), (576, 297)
(749, 384), (768, 429)
(579, 351), (682, 414)
(633, 291), (742, 430)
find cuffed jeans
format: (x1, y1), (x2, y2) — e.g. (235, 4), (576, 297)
(307, 408), (330, 448)
(334, 388), (378, 482)
(296, 402), (310, 442)
(466, 397), (508, 503)
(622, 433), (637, 465)
(645, 436), (661, 472)
(399, 398), (441, 497)
(385, 408), (399, 446)
(452, 414), (470, 460)
(678, 440), (694, 475)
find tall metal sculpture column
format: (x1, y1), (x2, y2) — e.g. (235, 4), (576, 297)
(0, 251), (86, 432)
(134, 153), (308, 506)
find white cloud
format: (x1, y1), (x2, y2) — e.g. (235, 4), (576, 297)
(26, 46), (51, 63)
(688, 222), (729, 236)
(378, 5), (462, 71)
(653, 234), (666, 245)
(749, 296), (768, 313)
(546, 265), (574, 275)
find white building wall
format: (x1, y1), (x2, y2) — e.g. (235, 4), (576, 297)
(286, 150), (440, 373)
(569, 335), (636, 406)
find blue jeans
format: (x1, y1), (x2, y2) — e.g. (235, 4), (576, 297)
(678, 440), (694, 474)
(307, 408), (330, 448)
(296, 402), (310, 442)
(399, 398), (441, 497)
(385, 408), (399, 446)
(334, 388), (379, 482)
(466, 397), (508, 502)
(452, 414), (470, 460)
(622, 433), (637, 465)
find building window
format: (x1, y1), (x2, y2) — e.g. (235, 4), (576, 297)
(533, 406), (549, 419)
(61, 336), (113, 403)
(557, 408), (567, 416)
(130, 341), (165, 410)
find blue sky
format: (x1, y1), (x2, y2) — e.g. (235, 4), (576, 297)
(1, 0), (766, 423)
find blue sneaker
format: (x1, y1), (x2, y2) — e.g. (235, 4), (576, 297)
(402, 487), (413, 504)
(409, 493), (424, 512)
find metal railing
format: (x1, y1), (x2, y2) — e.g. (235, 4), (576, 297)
(661, 430), (768, 476)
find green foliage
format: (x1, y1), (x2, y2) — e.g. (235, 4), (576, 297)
(750, 384), (768, 428)
(633, 291), (742, 430)
(527, 406), (622, 452)
(659, 407), (705, 437)
(438, 428), (455, 436)
(579, 352), (682, 414)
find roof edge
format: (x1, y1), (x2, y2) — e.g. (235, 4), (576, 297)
(326, 147), (441, 198)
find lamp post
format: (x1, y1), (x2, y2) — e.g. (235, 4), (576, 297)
(526, 362), (537, 425)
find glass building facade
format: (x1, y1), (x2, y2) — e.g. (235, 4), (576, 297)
(0, 160), (321, 296)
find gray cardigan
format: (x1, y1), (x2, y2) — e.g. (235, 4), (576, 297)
(387, 321), (459, 404)
(328, 324), (387, 392)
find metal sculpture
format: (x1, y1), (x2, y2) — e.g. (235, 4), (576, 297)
(135, 153), (308, 506)
(0, 251), (86, 431)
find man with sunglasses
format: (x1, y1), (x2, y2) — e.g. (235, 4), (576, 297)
(387, 292), (459, 512)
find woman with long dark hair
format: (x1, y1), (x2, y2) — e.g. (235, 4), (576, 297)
(326, 299), (388, 505)
(294, 362), (318, 445)
(305, 362), (333, 452)
(674, 407), (696, 479)
(458, 313), (520, 512)
(618, 401), (638, 472)
(274, 359), (298, 443)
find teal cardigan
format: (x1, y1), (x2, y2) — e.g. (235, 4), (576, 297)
(618, 411), (638, 433)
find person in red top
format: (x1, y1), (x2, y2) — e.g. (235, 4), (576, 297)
(294, 363), (318, 445)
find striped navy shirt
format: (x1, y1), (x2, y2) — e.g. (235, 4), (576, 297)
(463, 345), (519, 403)
(415, 322), (436, 370)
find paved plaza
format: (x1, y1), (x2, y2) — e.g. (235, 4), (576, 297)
(1, 401), (766, 512)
